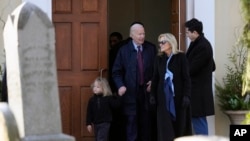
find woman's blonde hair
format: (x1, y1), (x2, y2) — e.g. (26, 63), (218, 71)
(91, 77), (112, 96)
(157, 33), (182, 56)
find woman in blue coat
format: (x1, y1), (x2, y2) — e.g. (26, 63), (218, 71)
(151, 33), (192, 141)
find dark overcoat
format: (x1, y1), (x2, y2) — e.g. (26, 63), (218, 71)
(112, 40), (157, 115)
(151, 53), (192, 141)
(186, 34), (215, 117)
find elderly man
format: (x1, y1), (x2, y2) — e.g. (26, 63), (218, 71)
(112, 22), (157, 141)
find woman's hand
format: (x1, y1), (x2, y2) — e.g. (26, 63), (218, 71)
(146, 81), (152, 92)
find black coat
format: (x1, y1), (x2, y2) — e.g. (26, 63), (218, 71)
(186, 34), (215, 117)
(86, 94), (121, 125)
(151, 53), (192, 141)
(108, 39), (129, 93)
(112, 40), (157, 115)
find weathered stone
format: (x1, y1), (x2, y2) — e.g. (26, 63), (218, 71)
(3, 2), (74, 141)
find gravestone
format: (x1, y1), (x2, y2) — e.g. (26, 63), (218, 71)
(3, 2), (75, 141)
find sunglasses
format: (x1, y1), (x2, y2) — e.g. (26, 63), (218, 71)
(158, 40), (168, 45)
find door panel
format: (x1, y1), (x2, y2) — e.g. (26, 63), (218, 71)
(52, 0), (107, 140)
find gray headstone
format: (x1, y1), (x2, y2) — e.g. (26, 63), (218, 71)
(3, 2), (74, 141)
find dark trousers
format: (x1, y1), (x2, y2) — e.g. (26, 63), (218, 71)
(124, 86), (156, 141)
(94, 122), (110, 141)
(136, 86), (152, 141)
(125, 115), (137, 141)
(109, 107), (126, 141)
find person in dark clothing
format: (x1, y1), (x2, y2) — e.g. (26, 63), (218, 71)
(109, 32), (123, 94)
(86, 77), (123, 141)
(108, 32), (126, 141)
(109, 32), (123, 49)
(151, 33), (193, 141)
(185, 18), (216, 135)
(1, 64), (8, 102)
(112, 22), (157, 141)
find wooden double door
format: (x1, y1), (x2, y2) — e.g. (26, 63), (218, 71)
(52, 0), (186, 140)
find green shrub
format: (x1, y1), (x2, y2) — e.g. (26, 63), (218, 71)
(215, 43), (250, 110)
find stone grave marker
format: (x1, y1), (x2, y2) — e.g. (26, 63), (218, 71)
(3, 2), (75, 141)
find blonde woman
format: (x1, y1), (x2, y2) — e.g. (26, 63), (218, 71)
(86, 77), (123, 141)
(150, 33), (192, 141)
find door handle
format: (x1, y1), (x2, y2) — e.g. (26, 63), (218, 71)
(99, 68), (107, 78)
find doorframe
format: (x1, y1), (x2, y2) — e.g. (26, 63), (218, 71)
(26, 0), (216, 136)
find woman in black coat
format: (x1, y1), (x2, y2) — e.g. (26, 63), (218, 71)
(151, 33), (193, 141)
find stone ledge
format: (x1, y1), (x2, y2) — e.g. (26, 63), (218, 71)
(174, 135), (229, 141)
(22, 133), (75, 141)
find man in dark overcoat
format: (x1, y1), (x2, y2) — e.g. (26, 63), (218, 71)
(185, 18), (216, 135)
(112, 22), (157, 141)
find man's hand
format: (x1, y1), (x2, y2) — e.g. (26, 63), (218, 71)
(118, 86), (126, 96)
(87, 125), (92, 133)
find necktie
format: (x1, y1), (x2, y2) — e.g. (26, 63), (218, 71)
(137, 46), (144, 85)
